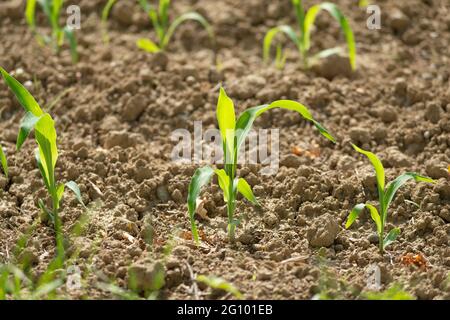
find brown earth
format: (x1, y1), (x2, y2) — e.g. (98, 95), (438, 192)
(0, 0), (449, 300)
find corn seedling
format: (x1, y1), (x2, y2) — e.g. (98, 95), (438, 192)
(188, 87), (335, 243)
(0, 143), (7, 178)
(0, 67), (85, 259)
(263, 0), (356, 70)
(25, 0), (78, 63)
(196, 275), (243, 299)
(345, 144), (435, 253)
(102, 0), (215, 53)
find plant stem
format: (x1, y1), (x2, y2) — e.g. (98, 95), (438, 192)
(51, 189), (64, 259)
(227, 172), (236, 242)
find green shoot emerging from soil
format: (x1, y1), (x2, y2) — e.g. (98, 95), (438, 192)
(196, 275), (243, 299)
(0, 67), (85, 259)
(263, 0), (356, 69)
(345, 144), (435, 254)
(25, 0), (78, 63)
(0, 143), (7, 178)
(102, 0), (215, 53)
(188, 88), (335, 243)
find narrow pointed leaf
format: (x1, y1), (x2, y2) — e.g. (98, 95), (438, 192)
(235, 100), (335, 155)
(216, 87), (236, 160)
(382, 173), (435, 217)
(17, 112), (41, 151)
(365, 203), (382, 235)
(237, 178), (259, 206)
(0, 143), (8, 178)
(56, 184), (65, 203)
(0, 67), (43, 116)
(352, 144), (385, 193)
(26, 0), (37, 30)
(34, 114), (58, 189)
(187, 166), (215, 243)
(196, 275), (243, 299)
(345, 203), (365, 229)
(263, 25), (299, 62)
(136, 38), (161, 53)
(65, 181), (86, 208)
(304, 2), (356, 70)
(383, 228), (400, 250)
(64, 26), (78, 64)
(158, 0), (171, 29)
(35, 149), (50, 190)
(214, 169), (230, 202)
(163, 12), (214, 49)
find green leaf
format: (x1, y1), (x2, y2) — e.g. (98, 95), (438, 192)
(63, 26), (78, 64)
(0, 143), (8, 178)
(345, 203), (365, 229)
(235, 100), (335, 156)
(382, 173), (435, 219)
(196, 275), (243, 299)
(216, 87), (236, 162)
(136, 38), (161, 53)
(17, 112), (41, 151)
(35, 150), (50, 190)
(263, 25), (299, 62)
(346, 203), (382, 235)
(34, 114), (58, 189)
(162, 12), (214, 50)
(214, 169), (230, 202)
(26, 0), (37, 30)
(383, 228), (400, 250)
(365, 203), (382, 235)
(158, 0), (171, 29)
(303, 2), (356, 70)
(101, 0), (117, 22)
(237, 178), (259, 206)
(65, 181), (86, 209)
(187, 166), (215, 243)
(101, 0), (118, 42)
(352, 144), (385, 194)
(0, 67), (44, 116)
(56, 183), (65, 203)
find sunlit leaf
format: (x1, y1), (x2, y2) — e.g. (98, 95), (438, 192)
(303, 2), (356, 70)
(65, 180), (86, 209)
(345, 203), (365, 229)
(17, 112), (41, 151)
(352, 144), (385, 194)
(187, 166), (215, 243)
(383, 228), (400, 250)
(382, 173), (434, 219)
(136, 38), (161, 53)
(216, 87), (236, 162)
(237, 178), (259, 206)
(0, 143), (8, 178)
(263, 25), (299, 63)
(162, 12), (214, 50)
(0, 67), (44, 116)
(196, 275), (243, 299)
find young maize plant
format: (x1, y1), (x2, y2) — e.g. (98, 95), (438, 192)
(0, 67), (85, 258)
(0, 143), (7, 178)
(188, 88), (336, 243)
(263, 0), (356, 70)
(102, 0), (215, 53)
(25, 0), (78, 63)
(345, 144), (435, 254)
